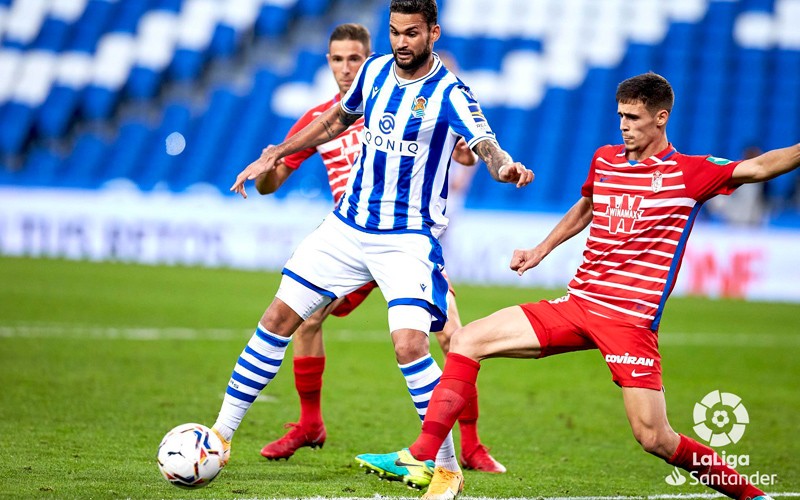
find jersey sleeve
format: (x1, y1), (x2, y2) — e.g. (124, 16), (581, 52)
(580, 148), (603, 197)
(281, 108), (320, 170)
(682, 155), (741, 202)
(445, 84), (495, 148)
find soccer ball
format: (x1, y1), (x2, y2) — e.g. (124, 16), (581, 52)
(157, 423), (224, 489)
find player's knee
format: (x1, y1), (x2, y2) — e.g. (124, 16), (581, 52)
(294, 316), (323, 338)
(392, 331), (430, 364)
(298, 308), (326, 334)
(632, 426), (673, 457)
(448, 327), (469, 354)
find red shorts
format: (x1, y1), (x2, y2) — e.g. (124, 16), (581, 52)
(519, 295), (662, 390)
(331, 281), (379, 317)
(330, 277), (457, 318)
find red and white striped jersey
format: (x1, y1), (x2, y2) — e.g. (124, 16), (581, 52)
(282, 94), (365, 204)
(568, 144), (740, 331)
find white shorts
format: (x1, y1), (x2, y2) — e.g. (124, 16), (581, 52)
(282, 214), (448, 330)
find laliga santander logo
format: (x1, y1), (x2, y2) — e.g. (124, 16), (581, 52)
(692, 390), (749, 446)
(665, 390), (755, 487)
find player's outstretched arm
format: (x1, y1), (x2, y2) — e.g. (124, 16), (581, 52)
(230, 105), (359, 198)
(511, 197), (593, 276)
(254, 149), (292, 195)
(732, 142), (800, 184)
(473, 140), (534, 188)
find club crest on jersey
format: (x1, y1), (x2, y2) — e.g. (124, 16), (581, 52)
(651, 170), (663, 193)
(605, 194), (644, 234)
(411, 96), (427, 119)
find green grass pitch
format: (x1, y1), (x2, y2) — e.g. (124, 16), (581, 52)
(0, 256), (798, 499)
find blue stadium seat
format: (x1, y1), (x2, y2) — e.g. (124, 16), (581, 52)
(135, 102), (191, 190)
(0, 102), (33, 154)
(209, 24), (237, 58)
(255, 2), (295, 39)
(212, 70), (280, 191)
(297, 0), (327, 17)
(81, 0), (160, 120)
(34, 0), (119, 138)
(104, 120), (154, 182)
(171, 87), (243, 191)
(17, 145), (62, 187)
(59, 132), (110, 188)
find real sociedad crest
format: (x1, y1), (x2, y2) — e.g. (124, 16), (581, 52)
(411, 96), (427, 119)
(652, 170), (663, 193)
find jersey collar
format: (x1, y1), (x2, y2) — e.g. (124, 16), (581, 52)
(624, 143), (677, 166)
(392, 53), (442, 87)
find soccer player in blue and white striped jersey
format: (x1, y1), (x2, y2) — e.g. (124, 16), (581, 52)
(219, 1), (532, 497)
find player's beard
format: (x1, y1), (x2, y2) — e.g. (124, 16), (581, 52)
(393, 43), (432, 73)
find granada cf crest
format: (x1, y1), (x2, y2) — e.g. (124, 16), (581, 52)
(411, 96), (427, 119)
(651, 170), (663, 193)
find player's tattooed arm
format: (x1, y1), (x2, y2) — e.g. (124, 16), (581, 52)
(335, 106), (360, 131)
(230, 104), (358, 198)
(474, 139), (534, 187)
(319, 106), (355, 140)
(474, 140), (513, 181)
(275, 105), (356, 159)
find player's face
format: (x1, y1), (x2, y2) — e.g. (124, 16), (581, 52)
(617, 101), (667, 156)
(327, 40), (369, 96)
(389, 13), (440, 74)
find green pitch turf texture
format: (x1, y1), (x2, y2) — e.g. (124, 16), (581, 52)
(1, 256), (798, 499)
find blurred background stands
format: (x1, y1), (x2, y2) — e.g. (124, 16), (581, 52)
(0, 0), (798, 225)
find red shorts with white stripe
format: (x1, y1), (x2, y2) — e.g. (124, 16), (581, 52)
(330, 276), (456, 318)
(519, 294), (662, 390)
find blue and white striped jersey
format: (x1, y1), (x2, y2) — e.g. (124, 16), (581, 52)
(336, 53), (495, 238)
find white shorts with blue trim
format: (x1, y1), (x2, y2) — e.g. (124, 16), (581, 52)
(281, 213), (448, 331)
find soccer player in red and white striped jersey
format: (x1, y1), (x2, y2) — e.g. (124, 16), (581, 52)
(358, 72), (800, 500)
(252, 23), (504, 474)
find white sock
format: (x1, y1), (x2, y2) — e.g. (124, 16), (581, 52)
(399, 354), (461, 472)
(213, 325), (291, 438)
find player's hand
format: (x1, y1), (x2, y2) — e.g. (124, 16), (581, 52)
(230, 146), (279, 198)
(498, 162), (534, 188)
(510, 246), (547, 276)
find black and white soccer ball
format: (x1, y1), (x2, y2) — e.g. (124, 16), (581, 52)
(157, 423), (224, 489)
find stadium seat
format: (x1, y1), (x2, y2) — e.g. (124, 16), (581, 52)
(17, 145), (62, 187)
(59, 132), (109, 188)
(104, 120), (154, 182)
(212, 69), (279, 191)
(171, 87), (242, 191)
(255, 1), (296, 39)
(134, 102), (191, 191)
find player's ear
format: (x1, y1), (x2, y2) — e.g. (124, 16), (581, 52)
(656, 109), (669, 127)
(430, 24), (441, 43)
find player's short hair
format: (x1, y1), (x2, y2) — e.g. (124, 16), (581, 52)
(390, 0), (438, 27)
(616, 72), (674, 115)
(329, 23), (371, 53)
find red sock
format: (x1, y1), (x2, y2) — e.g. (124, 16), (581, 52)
(294, 356), (325, 428)
(410, 353), (480, 461)
(457, 384), (480, 453)
(668, 434), (763, 500)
